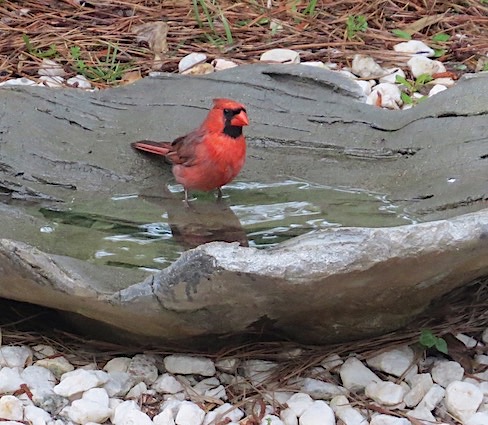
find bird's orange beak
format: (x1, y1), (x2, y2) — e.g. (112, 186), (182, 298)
(231, 110), (249, 127)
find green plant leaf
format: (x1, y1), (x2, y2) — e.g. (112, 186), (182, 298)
(435, 338), (449, 354)
(401, 92), (413, 105)
(346, 15), (368, 40)
(391, 29), (412, 40)
(395, 75), (413, 89)
(433, 48), (447, 58)
(419, 329), (437, 348)
(432, 33), (450, 42)
(416, 73), (433, 85)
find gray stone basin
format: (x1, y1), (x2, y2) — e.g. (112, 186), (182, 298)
(0, 65), (487, 346)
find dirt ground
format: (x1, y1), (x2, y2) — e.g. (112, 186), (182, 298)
(1, 0), (487, 88)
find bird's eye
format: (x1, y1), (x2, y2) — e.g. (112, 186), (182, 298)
(223, 109), (231, 114)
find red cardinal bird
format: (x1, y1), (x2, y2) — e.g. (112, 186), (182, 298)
(131, 98), (249, 203)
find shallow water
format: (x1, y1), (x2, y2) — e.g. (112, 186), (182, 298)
(35, 179), (417, 270)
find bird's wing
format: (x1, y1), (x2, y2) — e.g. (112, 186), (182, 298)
(170, 128), (207, 166)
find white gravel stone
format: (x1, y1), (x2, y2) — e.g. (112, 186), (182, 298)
(24, 404), (52, 425)
(0, 367), (24, 393)
(365, 381), (405, 406)
(455, 333), (479, 348)
(54, 369), (110, 397)
(367, 83), (402, 109)
(335, 69), (357, 80)
(39, 76), (65, 87)
(212, 58), (238, 71)
(280, 407), (298, 425)
(0, 395), (23, 421)
(103, 371), (133, 397)
(370, 414), (411, 425)
(366, 346), (414, 377)
(286, 393), (314, 417)
(192, 377), (220, 394)
(330, 395), (367, 425)
(482, 328), (488, 344)
(242, 359), (277, 385)
(354, 80), (374, 96)
(154, 408), (176, 425)
(300, 378), (345, 399)
(379, 67), (406, 84)
(299, 400), (335, 425)
(407, 55), (446, 78)
(0, 77), (37, 86)
(38, 59), (66, 77)
(103, 357), (131, 373)
(205, 384), (226, 400)
(215, 358), (239, 373)
(260, 48), (300, 64)
(0, 346), (33, 368)
(428, 84), (448, 96)
(36, 356), (75, 379)
(431, 361), (464, 387)
(153, 373), (184, 394)
(111, 400), (140, 424)
(407, 405), (436, 422)
(127, 354), (159, 385)
(32, 345), (56, 360)
(301, 61), (326, 68)
(178, 53), (207, 73)
(403, 373), (433, 407)
(320, 354), (343, 371)
(64, 388), (112, 424)
(351, 54), (386, 78)
(203, 403), (243, 425)
(21, 365), (57, 403)
(126, 381), (148, 399)
(417, 384), (445, 411)
(117, 409), (153, 425)
(263, 391), (294, 406)
(466, 412), (488, 425)
(445, 381), (483, 422)
(432, 76), (455, 87)
(175, 401), (205, 425)
(262, 415), (284, 425)
(66, 75), (92, 89)
(393, 40), (435, 56)
(164, 355), (216, 377)
(340, 357), (381, 391)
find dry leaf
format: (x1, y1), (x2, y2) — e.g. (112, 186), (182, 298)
(402, 14), (447, 35)
(120, 70), (142, 85)
(133, 21), (169, 58)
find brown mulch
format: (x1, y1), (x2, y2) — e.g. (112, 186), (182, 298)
(1, 0), (487, 88)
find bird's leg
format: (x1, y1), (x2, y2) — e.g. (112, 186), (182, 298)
(184, 189), (190, 207)
(217, 187), (223, 201)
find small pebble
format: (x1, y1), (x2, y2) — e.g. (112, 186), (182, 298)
(431, 361), (464, 387)
(175, 401), (205, 425)
(260, 48), (300, 64)
(428, 84), (448, 96)
(366, 346), (414, 377)
(365, 381), (405, 406)
(393, 40), (435, 57)
(212, 58), (238, 71)
(340, 357), (381, 391)
(0, 395), (23, 421)
(445, 381), (483, 422)
(38, 58), (66, 77)
(67, 75), (92, 89)
(286, 393), (314, 417)
(178, 53), (207, 73)
(299, 400), (335, 425)
(367, 83), (402, 109)
(407, 55), (446, 78)
(351, 54), (386, 78)
(164, 355), (216, 376)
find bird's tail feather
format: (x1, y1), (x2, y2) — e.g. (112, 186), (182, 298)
(131, 140), (172, 156)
